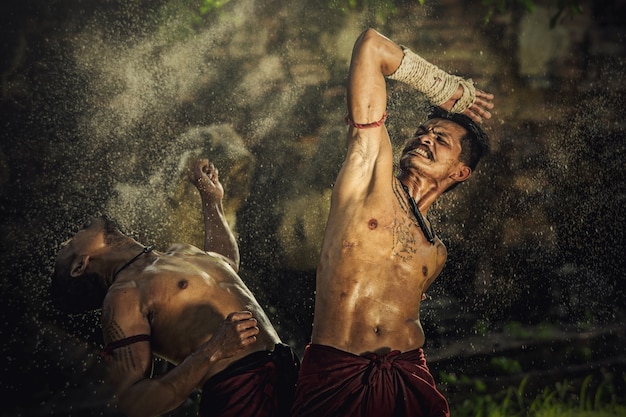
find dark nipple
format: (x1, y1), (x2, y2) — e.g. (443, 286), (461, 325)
(368, 219), (378, 230)
(178, 279), (188, 289)
(422, 266), (428, 276)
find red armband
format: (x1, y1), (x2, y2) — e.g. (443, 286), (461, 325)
(101, 334), (151, 357)
(344, 112), (387, 129)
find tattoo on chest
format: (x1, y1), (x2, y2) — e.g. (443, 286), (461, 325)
(391, 179), (421, 263)
(392, 215), (418, 262)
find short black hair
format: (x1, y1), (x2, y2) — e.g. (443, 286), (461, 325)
(51, 260), (109, 314)
(50, 215), (120, 313)
(427, 107), (490, 192)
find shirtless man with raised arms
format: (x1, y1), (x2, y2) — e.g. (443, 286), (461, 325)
(291, 29), (494, 417)
(52, 158), (299, 417)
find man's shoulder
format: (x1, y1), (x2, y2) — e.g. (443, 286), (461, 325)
(103, 281), (141, 311)
(164, 244), (236, 272)
(166, 243), (204, 254)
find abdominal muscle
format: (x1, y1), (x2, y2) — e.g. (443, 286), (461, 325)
(311, 257), (427, 355)
(312, 185), (439, 355)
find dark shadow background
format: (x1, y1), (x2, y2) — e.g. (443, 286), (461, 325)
(1, 0), (624, 415)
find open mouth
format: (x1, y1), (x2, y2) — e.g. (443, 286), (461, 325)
(408, 145), (432, 160)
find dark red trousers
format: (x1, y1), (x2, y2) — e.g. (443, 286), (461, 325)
(199, 343), (299, 417)
(291, 343), (449, 417)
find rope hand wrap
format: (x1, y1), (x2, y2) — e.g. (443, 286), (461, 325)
(387, 47), (476, 114)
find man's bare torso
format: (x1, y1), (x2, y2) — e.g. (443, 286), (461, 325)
(106, 243), (279, 380)
(312, 176), (447, 355)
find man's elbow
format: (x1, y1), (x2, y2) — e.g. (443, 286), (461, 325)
(356, 28), (381, 50)
(360, 28), (381, 40)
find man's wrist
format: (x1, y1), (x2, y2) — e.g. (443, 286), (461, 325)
(386, 47), (476, 113)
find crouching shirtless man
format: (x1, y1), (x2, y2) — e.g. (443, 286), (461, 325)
(52, 158), (299, 417)
(291, 29), (494, 417)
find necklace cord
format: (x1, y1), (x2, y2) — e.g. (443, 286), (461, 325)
(400, 183), (435, 244)
(112, 244), (155, 283)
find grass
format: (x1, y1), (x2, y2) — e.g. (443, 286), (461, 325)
(447, 374), (626, 417)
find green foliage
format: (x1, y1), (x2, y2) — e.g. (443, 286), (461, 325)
(448, 374), (626, 417)
(474, 319), (491, 336)
(503, 321), (532, 338)
(199, 0), (232, 15)
(327, 0), (583, 27)
(440, 371), (488, 393)
(490, 356), (523, 374)
(548, 0), (584, 27)
(480, 0), (584, 27)
(327, 0), (402, 22)
(482, 0), (534, 23)
(501, 321), (561, 340)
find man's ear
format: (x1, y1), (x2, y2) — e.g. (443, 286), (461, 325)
(450, 165), (472, 183)
(70, 255), (90, 277)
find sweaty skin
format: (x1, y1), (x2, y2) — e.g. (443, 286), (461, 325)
(311, 29), (493, 356)
(312, 174), (447, 354)
(55, 160), (280, 417)
(101, 240), (279, 374)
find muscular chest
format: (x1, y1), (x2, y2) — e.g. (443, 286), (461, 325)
(338, 209), (441, 279)
(140, 261), (240, 353)
(390, 213), (438, 268)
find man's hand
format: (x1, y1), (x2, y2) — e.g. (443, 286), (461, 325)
(203, 311), (259, 363)
(441, 86), (495, 123)
(188, 158), (224, 201)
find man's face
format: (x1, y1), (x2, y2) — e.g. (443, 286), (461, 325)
(399, 118), (468, 182)
(56, 216), (124, 262)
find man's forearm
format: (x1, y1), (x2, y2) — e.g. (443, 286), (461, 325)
(116, 311), (257, 417)
(201, 197), (240, 269)
(385, 42), (476, 113)
(116, 347), (220, 417)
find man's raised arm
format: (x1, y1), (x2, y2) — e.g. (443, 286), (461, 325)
(346, 29), (404, 128)
(348, 29), (494, 125)
(188, 158), (240, 271)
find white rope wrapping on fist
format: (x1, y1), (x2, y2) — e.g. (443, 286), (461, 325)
(387, 46), (476, 114)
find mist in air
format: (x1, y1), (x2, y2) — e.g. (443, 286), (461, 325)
(1, 0), (624, 415)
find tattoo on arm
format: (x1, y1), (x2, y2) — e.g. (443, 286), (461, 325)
(102, 307), (142, 374)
